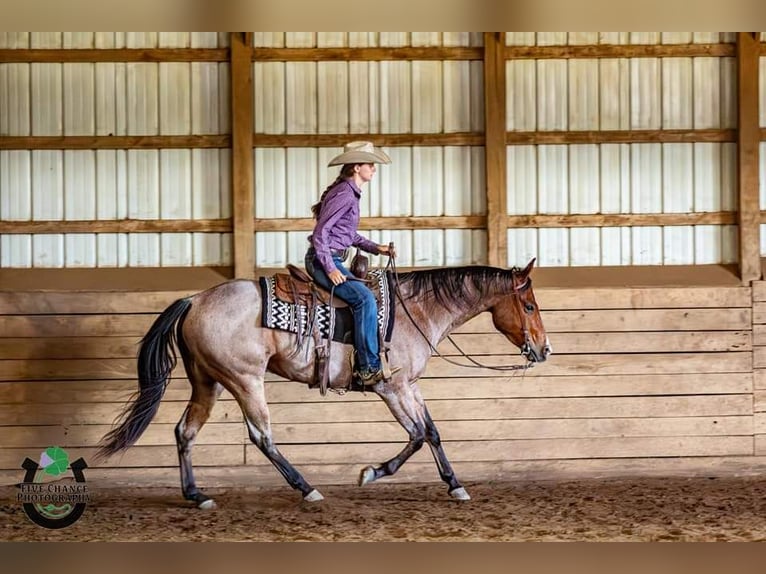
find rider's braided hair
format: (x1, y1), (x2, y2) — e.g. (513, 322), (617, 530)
(311, 163), (357, 219)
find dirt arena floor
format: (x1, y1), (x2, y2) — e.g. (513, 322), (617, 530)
(3, 475), (766, 542)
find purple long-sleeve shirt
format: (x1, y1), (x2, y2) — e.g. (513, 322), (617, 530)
(308, 179), (379, 274)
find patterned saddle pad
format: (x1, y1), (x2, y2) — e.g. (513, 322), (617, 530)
(259, 268), (395, 344)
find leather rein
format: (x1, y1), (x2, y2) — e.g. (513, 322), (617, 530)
(385, 245), (534, 373)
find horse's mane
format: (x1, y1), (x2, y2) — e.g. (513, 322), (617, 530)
(396, 266), (524, 310)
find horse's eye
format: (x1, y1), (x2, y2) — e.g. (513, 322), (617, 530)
(524, 303), (535, 313)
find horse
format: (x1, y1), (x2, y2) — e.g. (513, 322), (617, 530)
(97, 258), (551, 508)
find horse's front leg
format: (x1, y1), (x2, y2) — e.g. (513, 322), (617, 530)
(361, 379), (468, 500)
(416, 397), (470, 500)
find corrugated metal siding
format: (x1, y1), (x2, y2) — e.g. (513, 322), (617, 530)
(0, 32), (759, 268)
(505, 32), (739, 267)
(253, 31), (486, 268)
(0, 32), (231, 268)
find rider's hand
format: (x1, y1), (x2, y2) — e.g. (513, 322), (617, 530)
(328, 269), (346, 285)
(378, 244), (396, 259)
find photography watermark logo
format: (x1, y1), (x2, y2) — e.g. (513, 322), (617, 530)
(18, 446), (89, 529)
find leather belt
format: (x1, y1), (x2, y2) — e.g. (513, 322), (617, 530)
(307, 247), (349, 259)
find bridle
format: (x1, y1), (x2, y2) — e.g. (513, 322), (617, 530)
(386, 245), (535, 373)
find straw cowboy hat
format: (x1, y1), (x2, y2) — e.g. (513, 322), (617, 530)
(327, 141), (392, 166)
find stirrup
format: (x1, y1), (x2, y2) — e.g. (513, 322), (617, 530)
(356, 366), (401, 385)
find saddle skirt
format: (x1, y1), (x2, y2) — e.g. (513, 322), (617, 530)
(259, 268), (395, 345)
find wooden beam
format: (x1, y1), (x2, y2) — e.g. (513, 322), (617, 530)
(254, 215), (487, 232)
(0, 135), (229, 150)
(505, 43), (735, 60)
(0, 212), (744, 235)
(231, 32), (255, 279)
(0, 43), (735, 65)
(0, 128), (740, 151)
(506, 129), (734, 145)
(0, 48), (228, 63)
(483, 32), (508, 267)
(0, 219), (231, 234)
(507, 212), (737, 228)
(252, 47), (482, 61)
(253, 132), (484, 147)
(737, 32), (761, 284)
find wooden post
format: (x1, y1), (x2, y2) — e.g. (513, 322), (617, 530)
(736, 32), (761, 284)
(231, 32), (255, 279)
(483, 32), (508, 268)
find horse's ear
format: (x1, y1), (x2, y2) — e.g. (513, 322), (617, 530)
(520, 258), (536, 277)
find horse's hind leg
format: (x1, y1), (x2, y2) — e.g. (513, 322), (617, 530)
(176, 368), (223, 509)
(233, 374), (323, 502)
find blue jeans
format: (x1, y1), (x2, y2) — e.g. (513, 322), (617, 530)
(305, 251), (381, 373)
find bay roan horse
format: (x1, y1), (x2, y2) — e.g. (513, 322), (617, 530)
(97, 259), (550, 508)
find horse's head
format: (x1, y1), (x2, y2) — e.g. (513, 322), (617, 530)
(490, 258), (551, 363)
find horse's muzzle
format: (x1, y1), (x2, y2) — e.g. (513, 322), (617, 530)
(522, 337), (552, 363)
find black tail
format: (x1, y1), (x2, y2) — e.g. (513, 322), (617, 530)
(97, 297), (193, 459)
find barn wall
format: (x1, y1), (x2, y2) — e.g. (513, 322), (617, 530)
(505, 32), (739, 267)
(251, 32), (486, 268)
(1, 32), (766, 486)
(0, 266), (762, 487)
(2, 32), (762, 269)
(0, 33), (233, 268)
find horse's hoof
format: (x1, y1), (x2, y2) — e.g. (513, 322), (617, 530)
(198, 498), (217, 510)
(449, 487), (471, 501)
(303, 489), (324, 502)
(358, 466), (376, 487)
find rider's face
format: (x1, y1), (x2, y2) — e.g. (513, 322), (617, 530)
(355, 163), (376, 183)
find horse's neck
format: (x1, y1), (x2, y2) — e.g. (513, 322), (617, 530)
(406, 290), (494, 346)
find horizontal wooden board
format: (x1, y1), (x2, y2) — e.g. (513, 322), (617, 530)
(0, 358), (140, 381)
(2, 308), (748, 340)
(0, 285), (750, 314)
(0, 372), (752, 403)
(0, 291), (198, 314)
(0, 395), (752, 426)
(534, 287), (751, 310)
(0, 444), (243, 470)
(264, 395), (754, 423)
(457, 309), (751, 333)
(248, 436), (754, 465)
(0, 315), (155, 338)
(0, 400), (244, 425)
(0, 267), (232, 293)
(1, 326), (750, 364)
(0, 416), (749, 449)
(0, 337), (141, 360)
(0, 422), (244, 448)
(270, 416), (752, 443)
(423, 353), (752, 378)
(0, 351), (750, 382)
(442, 331), (752, 355)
